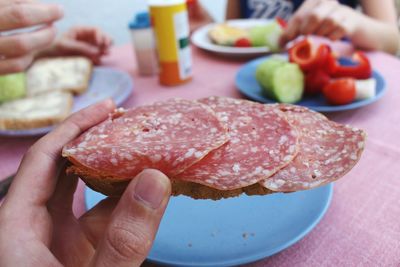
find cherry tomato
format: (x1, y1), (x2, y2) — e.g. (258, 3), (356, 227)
(323, 78), (356, 105)
(305, 69), (330, 95)
(235, 38), (252, 47)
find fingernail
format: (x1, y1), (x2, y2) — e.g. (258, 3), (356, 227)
(101, 98), (115, 110)
(134, 170), (169, 209)
(53, 4), (64, 16)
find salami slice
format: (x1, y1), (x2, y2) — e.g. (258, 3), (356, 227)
(260, 104), (366, 192)
(175, 97), (299, 190)
(63, 98), (229, 179)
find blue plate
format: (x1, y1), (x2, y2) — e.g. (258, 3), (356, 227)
(0, 67), (133, 137)
(236, 56), (386, 112)
(85, 184), (333, 266)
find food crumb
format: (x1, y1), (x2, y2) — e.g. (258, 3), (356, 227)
(242, 232), (255, 239)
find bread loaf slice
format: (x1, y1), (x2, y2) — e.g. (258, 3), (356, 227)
(27, 57), (92, 96)
(65, 160), (273, 200)
(208, 24), (249, 46)
(0, 91), (73, 130)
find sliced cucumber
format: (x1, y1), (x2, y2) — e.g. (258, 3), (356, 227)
(255, 58), (286, 98)
(249, 22), (283, 52)
(264, 22), (283, 52)
(271, 63), (304, 103)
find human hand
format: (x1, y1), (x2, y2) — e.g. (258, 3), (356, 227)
(187, 0), (213, 32)
(41, 26), (113, 65)
(280, 0), (361, 46)
(0, 99), (171, 267)
(0, 0), (63, 74)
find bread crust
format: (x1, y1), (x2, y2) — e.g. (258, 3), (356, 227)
(27, 57), (93, 96)
(73, 59), (93, 95)
(67, 163), (274, 200)
(0, 93), (73, 130)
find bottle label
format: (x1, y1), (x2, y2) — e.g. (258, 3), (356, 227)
(174, 11), (192, 80)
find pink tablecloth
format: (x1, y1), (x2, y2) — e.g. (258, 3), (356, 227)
(1, 43), (400, 266)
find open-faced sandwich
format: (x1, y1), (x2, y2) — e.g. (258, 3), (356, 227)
(62, 96), (366, 200)
(208, 19), (285, 51)
(0, 57), (92, 130)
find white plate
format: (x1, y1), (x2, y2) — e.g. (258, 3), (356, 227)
(0, 67), (133, 137)
(191, 19), (273, 56)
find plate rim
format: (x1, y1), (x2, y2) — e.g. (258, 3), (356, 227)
(0, 66), (133, 137)
(191, 19), (274, 55)
(85, 184), (333, 267)
(235, 55), (387, 112)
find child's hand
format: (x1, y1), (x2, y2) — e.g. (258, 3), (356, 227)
(40, 26), (113, 64)
(280, 0), (361, 46)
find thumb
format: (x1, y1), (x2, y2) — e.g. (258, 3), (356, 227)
(90, 169), (171, 267)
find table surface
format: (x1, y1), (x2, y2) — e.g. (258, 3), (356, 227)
(1, 42), (400, 266)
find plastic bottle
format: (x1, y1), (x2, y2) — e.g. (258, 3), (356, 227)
(149, 0), (192, 86)
(129, 12), (158, 76)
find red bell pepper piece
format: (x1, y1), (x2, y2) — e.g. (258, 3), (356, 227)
(305, 69), (330, 95)
(327, 52), (372, 79)
(275, 16), (287, 28)
(288, 39), (330, 72)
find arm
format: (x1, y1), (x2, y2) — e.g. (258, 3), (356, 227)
(226, 0), (241, 20)
(188, 0), (214, 31)
(352, 0), (399, 54)
(280, 0), (400, 54)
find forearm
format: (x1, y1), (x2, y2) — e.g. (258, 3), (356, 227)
(351, 14), (400, 54)
(226, 0), (241, 20)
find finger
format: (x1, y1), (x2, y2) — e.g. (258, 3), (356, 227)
(4, 99), (115, 209)
(300, 1), (337, 35)
(299, 13), (320, 36)
(79, 197), (120, 247)
(56, 38), (100, 56)
(314, 5), (342, 36)
(47, 163), (79, 215)
(327, 26), (346, 41)
(90, 170), (171, 267)
(49, 176), (96, 267)
(280, 16), (301, 46)
(280, 0), (309, 44)
(104, 35), (113, 48)
(279, 0), (317, 44)
(314, 16), (336, 36)
(0, 54), (33, 74)
(0, 25), (56, 57)
(70, 26), (98, 44)
(294, 0), (321, 17)
(0, 3), (63, 31)
(94, 29), (104, 46)
(90, 56), (102, 65)
(0, 0), (36, 9)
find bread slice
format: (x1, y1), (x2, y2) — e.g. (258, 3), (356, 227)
(0, 91), (73, 130)
(26, 57), (93, 96)
(66, 163), (274, 200)
(208, 24), (249, 46)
